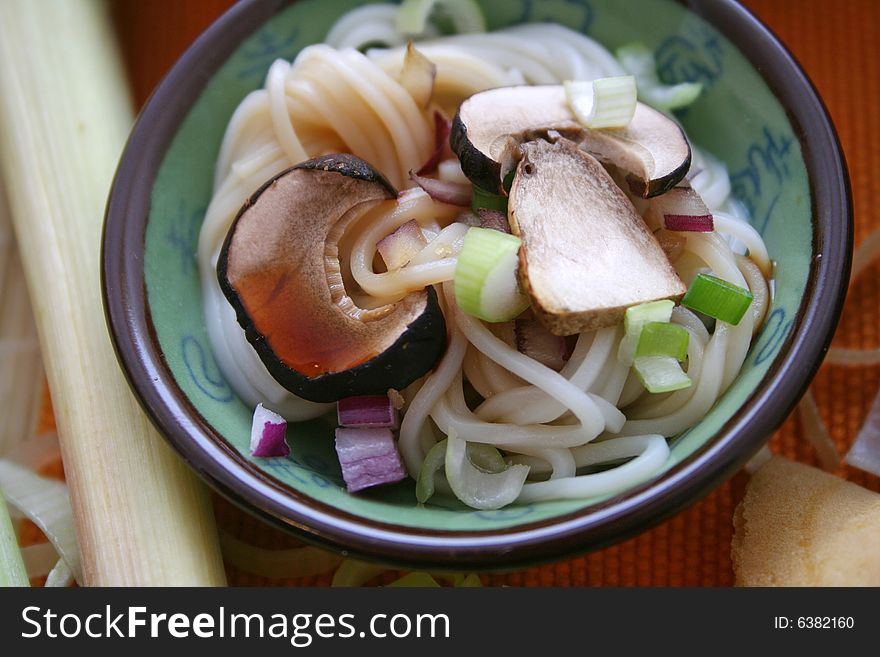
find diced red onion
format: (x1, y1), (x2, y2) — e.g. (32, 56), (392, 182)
(664, 214), (714, 232)
(515, 319), (568, 371)
(377, 220), (427, 271)
(476, 208), (510, 233)
(416, 111), (452, 175)
(399, 43), (436, 110)
(652, 186), (714, 232)
(409, 170), (471, 206)
(250, 403), (289, 457)
(337, 395), (399, 428)
(844, 387), (880, 478)
(335, 427), (406, 493)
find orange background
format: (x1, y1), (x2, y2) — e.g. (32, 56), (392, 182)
(33, 0), (879, 586)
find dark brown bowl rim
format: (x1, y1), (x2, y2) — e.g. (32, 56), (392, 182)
(102, 0), (852, 570)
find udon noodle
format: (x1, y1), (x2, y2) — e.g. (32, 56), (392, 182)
(197, 7), (771, 508)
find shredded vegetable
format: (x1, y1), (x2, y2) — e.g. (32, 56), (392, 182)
(396, 0), (486, 36)
(416, 438), (447, 503)
(796, 390), (840, 472)
(844, 387), (880, 478)
(21, 542), (56, 580)
(0, 460), (80, 584)
(0, 496), (27, 586)
(331, 559), (389, 587)
(387, 572), (441, 587)
(633, 356), (692, 393)
(444, 427), (529, 510)
(615, 42), (702, 111)
(219, 533), (342, 579)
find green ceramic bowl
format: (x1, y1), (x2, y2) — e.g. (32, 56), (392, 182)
(103, 0), (851, 569)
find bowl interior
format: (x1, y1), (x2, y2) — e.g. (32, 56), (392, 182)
(143, 0), (810, 531)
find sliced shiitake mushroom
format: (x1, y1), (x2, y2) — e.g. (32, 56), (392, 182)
(218, 154), (446, 403)
(450, 85), (691, 197)
(508, 138), (687, 335)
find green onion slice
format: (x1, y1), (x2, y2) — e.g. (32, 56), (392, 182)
(564, 76), (637, 129)
(416, 439), (447, 504)
(444, 427), (529, 510)
(467, 443), (507, 473)
(681, 273), (753, 325)
(454, 227), (530, 322)
(616, 43), (703, 111)
(618, 299), (675, 364)
(416, 439), (507, 504)
(396, 0), (486, 35)
(634, 356), (692, 393)
(636, 321), (689, 361)
(472, 185), (507, 213)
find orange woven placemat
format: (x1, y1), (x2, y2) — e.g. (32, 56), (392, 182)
(28, 0), (879, 587)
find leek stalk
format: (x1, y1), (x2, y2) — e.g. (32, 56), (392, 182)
(0, 0), (225, 585)
(0, 182), (43, 459)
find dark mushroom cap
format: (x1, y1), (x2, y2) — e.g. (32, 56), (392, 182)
(451, 85), (691, 197)
(218, 154), (446, 402)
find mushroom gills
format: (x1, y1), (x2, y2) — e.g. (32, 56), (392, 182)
(450, 85), (690, 197)
(508, 138), (687, 335)
(218, 153), (446, 403)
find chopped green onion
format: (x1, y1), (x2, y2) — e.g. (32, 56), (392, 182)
(416, 439), (447, 503)
(396, 0), (486, 35)
(472, 185), (507, 213)
(624, 299), (675, 334)
(455, 227), (530, 322)
(681, 273), (753, 325)
(502, 169), (515, 193)
(636, 321), (689, 361)
(444, 427), (529, 510)
(467, 443), (507, 473)
(564, 76), (637, 129)
(387, 572), (442, 587)
(618, 299), (675, 364)
(416, 439), (507, 504)
(616, 43), (703, 111)
(634, 356), (692, 393)
(0, 497), (28, 587)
